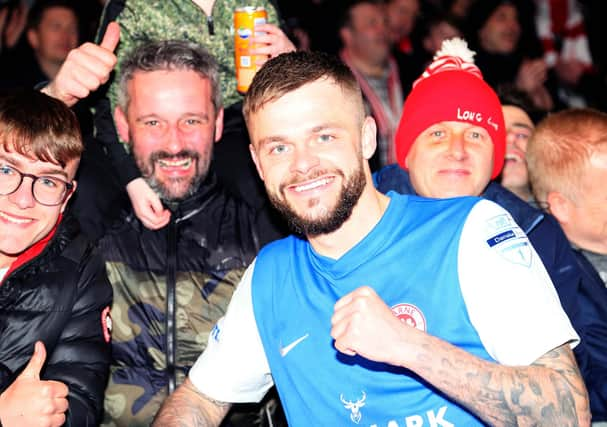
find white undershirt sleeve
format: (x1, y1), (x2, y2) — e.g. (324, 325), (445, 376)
(189, 260), (274, 402)
(458, 199), (579, 366)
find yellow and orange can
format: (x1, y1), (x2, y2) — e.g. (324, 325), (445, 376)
(234, 6), (268, 93)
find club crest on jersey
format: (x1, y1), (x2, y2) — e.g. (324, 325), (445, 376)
(391, 303), (427, 331)
(101, 306), (112, 343)
(497, 240), (532, 267)
(340, 391), (366, 424)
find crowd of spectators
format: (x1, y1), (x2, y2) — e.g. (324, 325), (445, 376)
(1, 1), (607, 426)
(2, 1), (607, 113)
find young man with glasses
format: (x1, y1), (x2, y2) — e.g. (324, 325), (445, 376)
(0, 90), (112, 427)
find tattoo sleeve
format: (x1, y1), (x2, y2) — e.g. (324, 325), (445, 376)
(407, 335), (590, 427)
(152, 378), (231, 427)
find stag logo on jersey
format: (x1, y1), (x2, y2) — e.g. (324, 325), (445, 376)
(340, 391), (366, 424)
(391, 303), (427, 331)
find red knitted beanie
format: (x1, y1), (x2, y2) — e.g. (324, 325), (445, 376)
(395, 38), (506, 178)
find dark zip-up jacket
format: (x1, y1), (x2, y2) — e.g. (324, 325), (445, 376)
(374, 164), (607, 422)
(570, 250), (607, 422)
(98, 173), (285, 426)
(0, 215), (112, 426)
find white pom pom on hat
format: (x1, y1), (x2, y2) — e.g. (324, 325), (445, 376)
(414, 37), (483, 87)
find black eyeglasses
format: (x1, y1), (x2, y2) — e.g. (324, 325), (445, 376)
(0, 164), (74, 206)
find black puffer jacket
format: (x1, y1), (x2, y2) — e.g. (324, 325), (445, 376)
(0, 215), (112, 426)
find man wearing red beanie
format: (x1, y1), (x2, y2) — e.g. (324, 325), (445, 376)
(375, 37), (607, 424)
(394, 37), (506, 193)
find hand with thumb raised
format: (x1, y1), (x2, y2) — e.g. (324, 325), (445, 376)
(42, 21), (121, 106)
(0, 341), (69, 427)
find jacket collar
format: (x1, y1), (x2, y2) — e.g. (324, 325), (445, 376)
(163, 171), (223, 223)
(374, 165), (545, 234)
(2, 215), (62, 282)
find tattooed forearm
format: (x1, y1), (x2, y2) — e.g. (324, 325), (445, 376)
(153, 378), (231, 427)
(410, 337), (590, 427)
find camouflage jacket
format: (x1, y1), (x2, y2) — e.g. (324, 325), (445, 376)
(98, 173), (283, 426)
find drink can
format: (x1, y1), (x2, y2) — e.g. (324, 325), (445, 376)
(234, 6), (267, 94)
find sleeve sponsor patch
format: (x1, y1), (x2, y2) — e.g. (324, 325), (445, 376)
(485, 215), (532, 268)
(486, 230), (516, 247)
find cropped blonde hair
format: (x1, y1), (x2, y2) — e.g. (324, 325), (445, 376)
(527, 108), (607, 203)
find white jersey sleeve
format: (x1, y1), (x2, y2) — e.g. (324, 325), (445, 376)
(458, 199), (579, 366)
(189, 259), (274, 402)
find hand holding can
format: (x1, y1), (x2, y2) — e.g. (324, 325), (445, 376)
(249, 23), (296, 66)
(234, 6), (267, 94)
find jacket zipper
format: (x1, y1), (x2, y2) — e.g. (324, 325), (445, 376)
(166, 218), (178, 394)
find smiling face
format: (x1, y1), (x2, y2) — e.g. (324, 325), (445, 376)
(500, 105), (534, 197)
(115, 69), (223, 202)
(406, 121), (494, 198)
(0, 146), (77, 268)
(248, 78), (376, 236)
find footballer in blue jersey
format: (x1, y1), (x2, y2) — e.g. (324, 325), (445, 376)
(154, 50), (590, 427)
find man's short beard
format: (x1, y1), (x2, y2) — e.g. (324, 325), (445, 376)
(267, 162), (366, 237)
(146, 172), (203, 203)
(136, 149), (209, 202)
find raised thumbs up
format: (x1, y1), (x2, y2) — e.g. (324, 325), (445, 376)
(42, 21), (121, 107)
(20, 341), (47, 380)
(100, 21), (121, 53)
(0, 341), (69, 427)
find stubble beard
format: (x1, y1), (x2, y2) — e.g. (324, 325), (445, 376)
(136, 149), (211, 202)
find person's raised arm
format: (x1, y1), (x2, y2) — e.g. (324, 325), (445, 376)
(41, 22), (120, 106)
(153, 378), (231, 427)
(332, 285), (590, 426)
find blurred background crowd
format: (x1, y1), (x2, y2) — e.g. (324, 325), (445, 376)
(1, 0), (606, 113)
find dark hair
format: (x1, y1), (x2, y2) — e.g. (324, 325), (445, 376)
(338, 0), (385, 30)
(466, 0), (516, 37)
(0, 0), (18, 8)
(243, 51), (364, 122)
(117, 39), (222, 112)
(0, 90), (82, 166)
(416, 12), (462, 42)
(498, 86), (544, 124)
(27, 0), (78, 31)
(465, 0), (541, 56)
